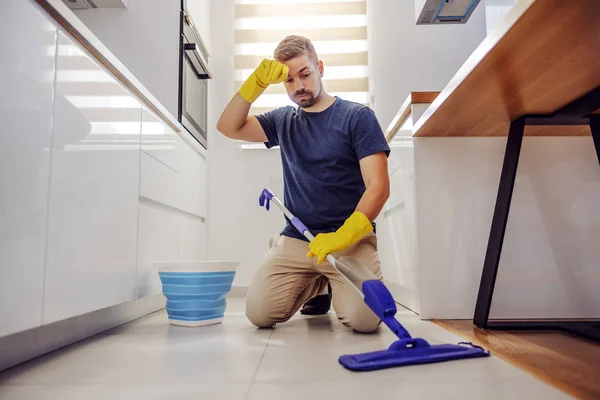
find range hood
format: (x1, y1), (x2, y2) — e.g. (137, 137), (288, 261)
(415, 0), (481, 24)
(61, 0), (128, 9)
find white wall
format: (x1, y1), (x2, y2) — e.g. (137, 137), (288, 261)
(74, 0), (181, 117)
(186, 0), (211, 54)
(485, 0), (517, 35)
(368, 0), (488, 129)
(207, 0), (283, 289)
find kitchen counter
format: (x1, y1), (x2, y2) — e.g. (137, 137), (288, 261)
(379, 0), (600, 326)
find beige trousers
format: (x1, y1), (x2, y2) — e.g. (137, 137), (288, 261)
(245, 233), (383, 333)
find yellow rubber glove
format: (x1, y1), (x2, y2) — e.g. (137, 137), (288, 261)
(238, 59), (289, 104)
(307, 211), (373, 264)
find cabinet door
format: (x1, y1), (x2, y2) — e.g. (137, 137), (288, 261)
(139, 151), (180, 209)
(376, 139), (419, 312)
(178, 217), (208, 261)
(178, 139), (208, 218)
(42, 30), (142, 324)
(141, 107), (182, 173)
(136, 204), (179, 299)
(0, 0), (57, 336)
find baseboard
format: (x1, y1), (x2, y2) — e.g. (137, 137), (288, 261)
(384, 280), (420, 315)
(0, 294), (166, 372)
(229, 285), (248, 297)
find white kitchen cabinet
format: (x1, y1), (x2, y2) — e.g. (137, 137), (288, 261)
(178, 139), (208, 218)
(1, 0), (211, 337)
(178, 217), (208, 261)
(141, 107), (182, 173)
(42, 30), (142, 324)
(139, 151), (180, 209)
(0, 0), (58, 337)
(376, 140), (420, 313)
(136, 204), (180, 299)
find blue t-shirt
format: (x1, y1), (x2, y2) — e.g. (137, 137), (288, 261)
(256, 97), (390, 241)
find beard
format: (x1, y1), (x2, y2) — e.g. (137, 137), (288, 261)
(292, 86), (321, 108)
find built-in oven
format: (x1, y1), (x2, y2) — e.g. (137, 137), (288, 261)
(178, 1), (211, 148)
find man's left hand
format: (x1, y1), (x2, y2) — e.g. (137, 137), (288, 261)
(307, 211), (373, 264)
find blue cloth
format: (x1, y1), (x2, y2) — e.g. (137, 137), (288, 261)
(256, 97), (390, 241)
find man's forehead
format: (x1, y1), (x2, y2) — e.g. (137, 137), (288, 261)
(288, 65), (311, 76)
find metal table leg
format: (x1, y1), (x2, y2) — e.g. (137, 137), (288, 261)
(472, 86), (600, 341)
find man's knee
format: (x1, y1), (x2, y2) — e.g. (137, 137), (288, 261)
(349, 316), (381, 333)
(337, 305), (381, 333)
(245, 307), (295, 328)
(245, 306), (276, 329)
(245, 295), (293, 328)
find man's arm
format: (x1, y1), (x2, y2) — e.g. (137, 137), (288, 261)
(355, 152), (390, 221)
(216, 59), (288, 142)
(216, 94), (267, 142)
(307, 152), (390, 264)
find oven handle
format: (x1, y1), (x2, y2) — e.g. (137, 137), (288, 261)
(184, 44), (211, 79)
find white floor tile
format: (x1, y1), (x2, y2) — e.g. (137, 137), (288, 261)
(247, 380), (572, 400)
(0, 300), (269, 385)
(254, 315), (526, 383)
(0, 383), (250, 400)
(0, 297), (571, 399)
(0, 331), (268, 385)
(106, 303), (260, 336)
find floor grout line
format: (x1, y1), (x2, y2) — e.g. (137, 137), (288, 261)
(244, 328), (274, 400)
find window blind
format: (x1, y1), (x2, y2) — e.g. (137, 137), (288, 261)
(233, 0), (370, 118)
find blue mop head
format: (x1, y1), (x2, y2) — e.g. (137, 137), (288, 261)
(338, 340), (490, 372)
(338, 280), (490, 371)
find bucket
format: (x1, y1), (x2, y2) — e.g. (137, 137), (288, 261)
(157, 261), (238, 327)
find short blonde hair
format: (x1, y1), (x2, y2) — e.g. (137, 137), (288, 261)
(274, 35), (318, 63)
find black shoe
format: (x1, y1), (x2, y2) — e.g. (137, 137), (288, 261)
(300, 284), (332, 315)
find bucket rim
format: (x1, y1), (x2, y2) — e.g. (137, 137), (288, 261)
(157, 261), (238, 273)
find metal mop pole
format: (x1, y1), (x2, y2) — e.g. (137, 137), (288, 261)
(260, 188), (365, 299)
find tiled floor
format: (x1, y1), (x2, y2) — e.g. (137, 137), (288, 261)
(0, 298), (572, 399)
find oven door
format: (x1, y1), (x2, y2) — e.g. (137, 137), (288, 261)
(179, 9), (211, 148)
(181, 50), (208, 148)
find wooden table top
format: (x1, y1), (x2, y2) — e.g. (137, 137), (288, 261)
(413, 0), (600, 138)
(385, 92), (439, 142)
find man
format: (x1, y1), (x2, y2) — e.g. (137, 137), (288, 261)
(216, 35), (390, 333)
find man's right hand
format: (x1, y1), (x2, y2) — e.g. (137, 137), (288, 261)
(217, 59), (286, 142)
(238, 59), (289, 104)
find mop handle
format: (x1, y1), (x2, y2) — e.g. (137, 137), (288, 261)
(259, 189), (367, 300)
(259, 188), (337, 267)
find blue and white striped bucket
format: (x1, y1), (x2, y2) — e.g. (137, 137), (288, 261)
(158, 261), (238, 327)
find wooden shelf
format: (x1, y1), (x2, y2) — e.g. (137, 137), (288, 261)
(413, 0), (600, 138)
(385, 91), (439, 142)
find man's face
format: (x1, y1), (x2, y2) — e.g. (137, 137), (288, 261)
(280, 54), (324, 108)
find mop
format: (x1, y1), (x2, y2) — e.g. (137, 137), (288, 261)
(259, 188), (490, 372)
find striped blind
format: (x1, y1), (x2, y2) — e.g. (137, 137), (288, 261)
(233, 0), (371, 117)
